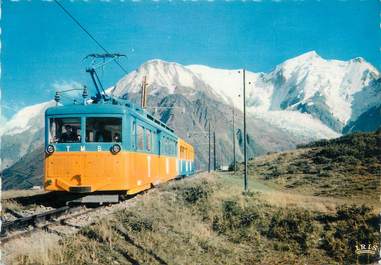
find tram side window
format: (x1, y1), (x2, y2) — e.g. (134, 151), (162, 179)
(137, 125), (144, 150)
(170, 141), (174, 156)
(131, 121), (136, 149)
(162, 138), (165, 154)
(86, 117), (122, 143)
(50, 117), (81, 143)
(165, 138), (168, 155)
(165, 138), (168, 154)
(146, 129), (152, 152)
(152, 132), (156, 152)
(160, 137), (164, 154)
(171, 140), (174, 156)
(163, 138), (167, 155)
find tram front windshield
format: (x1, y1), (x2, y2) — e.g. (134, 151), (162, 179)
(49, 117), (122, 144)
(86, 117), (122, 143)
(50, 117), (81, 143)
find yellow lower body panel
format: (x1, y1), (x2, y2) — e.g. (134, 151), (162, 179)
(44, 151), (178, 195)
(127, 183), (152, 195)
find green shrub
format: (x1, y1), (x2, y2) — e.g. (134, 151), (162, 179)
(307, 131), (380, 162)
(119, 211), (153, 232)
(128, 217), (153, 232)
(318, 171), (332, 178)
(287, 165), (298, 174)
(265, 165), (286, 179)
(212, 199), (261, 242)
(320, 205), (379, 263)
(267, 209), (315, 253)
(273, 241), (290, 251)
(179, 184), (210, 204)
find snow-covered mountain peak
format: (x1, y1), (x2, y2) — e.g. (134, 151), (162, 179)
(146, 57), (181, 71)
(142, 58), (182, 67)
(277, 52), (378, 80)
(347, 57), (379, 79)
(281, 50), (321, 64)
(267, 52), (380, 124)
(112, 52), (379, 127)
(186, 64), (261, 107)
(112, 59), (212, 98)
(109, 52), (379, 134)
(273, 51), (324, 79)
(288, 50), (320, 62)
(0, 100), (55, 136)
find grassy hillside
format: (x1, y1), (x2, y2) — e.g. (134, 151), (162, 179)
(6, 172), (379, 265)
(4, 130), (380, 264)
(248, 129), (380, 204)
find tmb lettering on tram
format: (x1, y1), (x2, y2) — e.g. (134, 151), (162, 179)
(44, 100), (195, 201)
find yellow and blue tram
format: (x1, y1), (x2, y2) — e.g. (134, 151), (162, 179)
(44, 97), (195, 198)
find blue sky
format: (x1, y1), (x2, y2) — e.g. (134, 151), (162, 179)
(1, 0), (380, 119)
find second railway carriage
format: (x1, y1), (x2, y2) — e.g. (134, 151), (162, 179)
(44, 100), (195, 197)
(178, 139), (195, 176)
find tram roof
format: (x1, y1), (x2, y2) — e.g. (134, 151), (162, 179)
(46, 103), (176, 135)
(46, 103), (127, 116)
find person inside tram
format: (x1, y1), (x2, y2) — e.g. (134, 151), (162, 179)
(61, 125), (78, 142)
(113, 133), (121, 142)
(95, 123), (105, 142)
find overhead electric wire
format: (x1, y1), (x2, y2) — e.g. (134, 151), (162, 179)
(53, 0), (128, 74)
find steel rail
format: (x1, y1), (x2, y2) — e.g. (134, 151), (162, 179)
(1, 205), (83, 238)
(1, 206), (99, 244)
(1, 171), (207, 243)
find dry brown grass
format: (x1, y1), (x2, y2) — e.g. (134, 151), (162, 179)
(2, 231), (63, 265)
(3, 170), (379, 265)
(225, 170), (380, 214)
(261, 190), (346, 213)
(242, 142), (380, 206)
(2, 199), (23, 212)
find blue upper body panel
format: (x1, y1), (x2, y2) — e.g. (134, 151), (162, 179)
(46, 104), (127, 116)
(45, 102), (179, 156)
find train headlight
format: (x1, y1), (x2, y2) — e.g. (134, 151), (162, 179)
(110, 144), (121, 154)
(45, 145), (55, 155)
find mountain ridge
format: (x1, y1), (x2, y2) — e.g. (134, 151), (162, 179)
(1, 51), (380, 172)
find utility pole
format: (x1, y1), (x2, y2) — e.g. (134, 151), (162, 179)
(243, 69), (248, 192)
(208, 123), (211, 173)
(213, 131), (216, 170)
(232, 106), (236, 173)
(140, 76), (148, 108)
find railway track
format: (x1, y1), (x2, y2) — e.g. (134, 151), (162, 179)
(1, 204), (100, 243)
(1, 171), (208, 244)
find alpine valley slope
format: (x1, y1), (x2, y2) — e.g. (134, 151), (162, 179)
(0, 101), (55, 170)
(2, 51), (380, 189)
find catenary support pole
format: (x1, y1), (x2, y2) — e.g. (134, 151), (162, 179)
(208, 123), (211, 173)
(243, 69), (248, 192)
(232, 106), (236, 173)
(213, 131), (216, 170)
